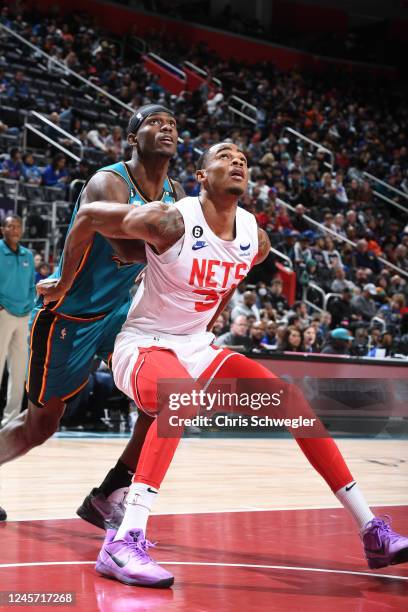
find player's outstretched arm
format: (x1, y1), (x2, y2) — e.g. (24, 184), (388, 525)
(38, 202), (184, 304)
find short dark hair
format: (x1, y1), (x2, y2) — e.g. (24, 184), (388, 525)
(2, 213), (22, 227)
(195, 148), (210, 171)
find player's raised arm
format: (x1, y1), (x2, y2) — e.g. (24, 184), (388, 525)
(38, 201), (184, 304)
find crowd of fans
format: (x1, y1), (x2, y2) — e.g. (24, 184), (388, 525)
(1, 3), (408, 363)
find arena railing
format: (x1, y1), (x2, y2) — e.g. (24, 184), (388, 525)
(363, 171), (408, 203)
(323, 292), (342, 311)
(302, 282), (325, 313)
(270, 247), (293, 270)
(23, 111), (83, 162)
(281, 127), (334, 172)
(362, 171), (408, 214)
(282, 125), (407, 216)
(146, 52), (187, 81)
(183, 61), (257, 126)
(183, 61), (222, 88)
(0, 23), (135, 117)
(278, 197), (408, 280)
(228, 96), (258, 126)
(0, 26), (199, 154)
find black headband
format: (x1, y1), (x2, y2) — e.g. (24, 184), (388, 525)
(129, 105), (175, 134)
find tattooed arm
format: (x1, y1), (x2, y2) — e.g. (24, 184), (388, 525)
(38, 202), (185, 304)
(253, 228), (271, 265)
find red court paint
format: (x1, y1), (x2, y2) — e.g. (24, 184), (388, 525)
(0, 507), (407, 611)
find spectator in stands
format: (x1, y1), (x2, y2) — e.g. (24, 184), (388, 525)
(34, 262), (51, 284)
(279, 325), (304, 353)
(261, 320), (278, 348)
(42, 153), (70, 190)
(293, 233), (312, 267)
(321, 328), (352, 355)
(351, 327), (369, 357)
(303, 325), (319, 353)
(0, 121), (19, 137)
(1, 148), (23, 180)
(378, 293), (405, 334)
(6, 69), (30, 103)
(322, 236), (343, 269)
(368, 331), (394, 358)
(331, 266), (355, 294)
(394, 245), (408, 271)
(290, 301), (310, 329)
(213, 315), (253, 351)
(106, 125), (126, 161)
(177, 131), (194, 157)
(0, 214), (35, 427)
(33, 253), (43, 272)
(87, 123), (110, 152)
(352, 283), (378, 322)
(0, 68), (9, 94)
(291, 203), (309, 233)
(319, 310), (332, 336)
(352, 239), (380, 276)
(249, 321), (268, 353)
(211, 315), (226, 337)
(328, 286), (355, 328)
(22, 153), (42, 185)
(231, 290), (260, 321)
(268, 278), (288, 316)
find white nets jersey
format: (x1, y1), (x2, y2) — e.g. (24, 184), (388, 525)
(124, 196), (259, 335)
(112, 196), (259, 394)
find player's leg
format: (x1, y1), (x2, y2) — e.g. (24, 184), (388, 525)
(96, 347), (188, 588)
(209, 351), (408, 569)
(77, 409), (154, 529)
(77, 304), (157, 529)
(0, 314), (30, 428)
(0, 308), (67, 463)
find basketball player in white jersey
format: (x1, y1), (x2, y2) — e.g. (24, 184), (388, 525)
(40, 143), (408, 588)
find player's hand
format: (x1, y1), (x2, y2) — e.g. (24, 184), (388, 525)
(36, 278), (70, 305)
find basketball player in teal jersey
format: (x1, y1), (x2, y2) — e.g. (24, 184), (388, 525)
(0, 105), (185, 527)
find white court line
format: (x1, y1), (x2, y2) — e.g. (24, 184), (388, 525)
(7, 502), (408, 522)
(0, 560), (406, 581)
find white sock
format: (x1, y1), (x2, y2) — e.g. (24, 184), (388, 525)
(114, 482), (158, 541)
(335, 481), (375, 530)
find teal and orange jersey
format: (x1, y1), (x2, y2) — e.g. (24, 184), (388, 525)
(45, 161), (177, 319)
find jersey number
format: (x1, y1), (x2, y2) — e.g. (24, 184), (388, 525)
(193, 288), (228, 312)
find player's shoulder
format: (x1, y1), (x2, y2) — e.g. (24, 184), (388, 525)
(169, 179), (186, 201)
(82, 167), (129, 203)
(87, 167), (127, 189)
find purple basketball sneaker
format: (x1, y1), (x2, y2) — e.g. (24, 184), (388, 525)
(95, 529), (174, 588)
(362, 516), (408, 569)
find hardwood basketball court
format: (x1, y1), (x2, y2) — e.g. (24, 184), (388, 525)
(0, 436), (407, 610)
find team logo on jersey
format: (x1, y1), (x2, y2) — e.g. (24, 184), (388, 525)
(60, 328), (67, 340)
(192, 225), (203, 238)
(240, 243), (251, 251)
(192, 240), (208, 251)
(130, 188), (136, 198)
